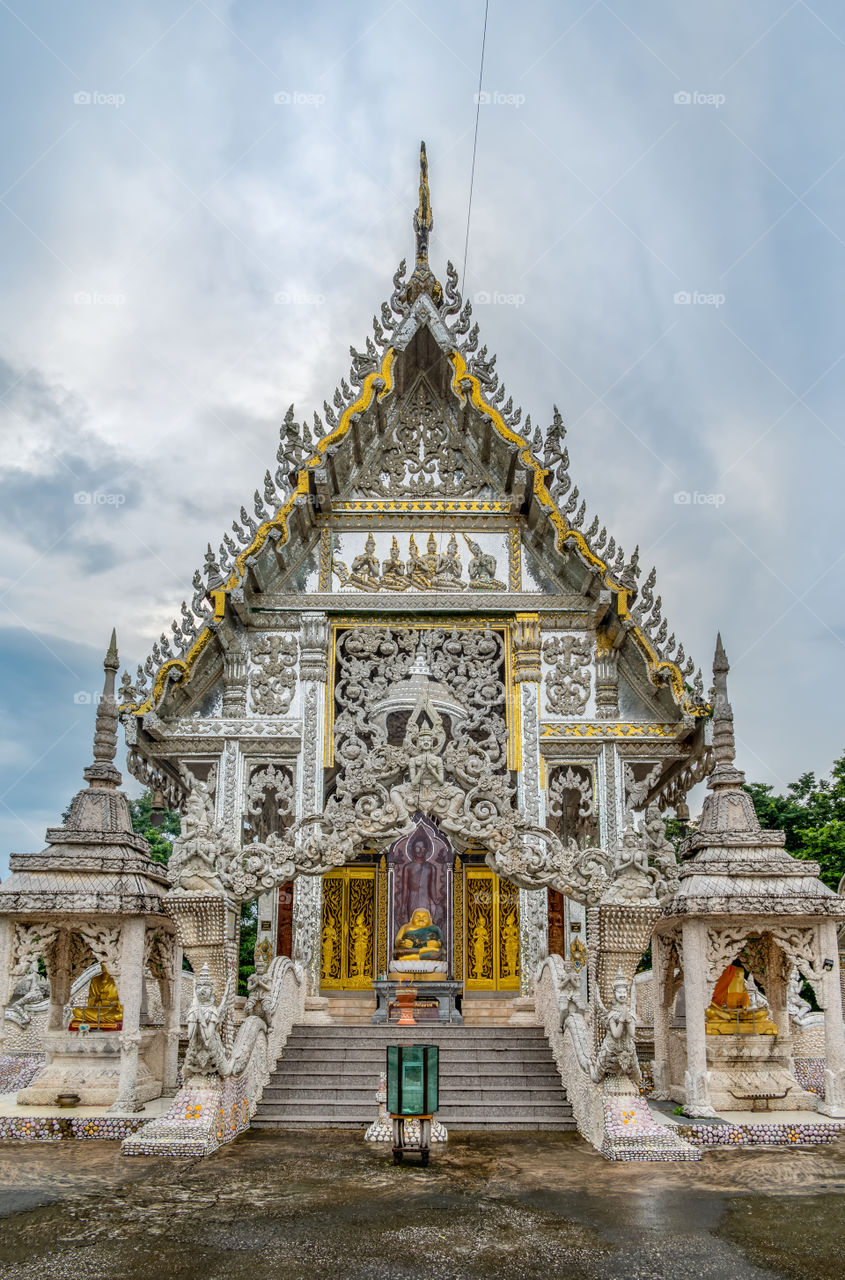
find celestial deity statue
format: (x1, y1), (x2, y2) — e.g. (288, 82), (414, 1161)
(349, 532), (381, 585)
(591, 973), (640, 1083)
(381, 537), (407, 590)
(351, 912), (371, 976)
(463, 534), (506, 591)
(501, 911), (519, 978)
(471, 915), (489, 979)
(183, 964), (232, 1078)
(321, 919), (339, 979)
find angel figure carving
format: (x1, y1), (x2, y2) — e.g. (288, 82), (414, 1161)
(183, 963), (232, 1079)
(590, 973), (641, 1084)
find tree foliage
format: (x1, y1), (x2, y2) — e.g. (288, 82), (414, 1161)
(745, 753), (845, 891)
(239, 900), (258, 997)
(128, 790), (181, 866)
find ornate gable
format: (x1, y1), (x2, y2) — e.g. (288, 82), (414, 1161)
(120, 143), (709, 816)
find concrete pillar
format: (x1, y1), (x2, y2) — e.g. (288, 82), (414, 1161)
(766, 935), (791, 1054)
(47, 929), (71, 1030)
(110, 917), (146, 1113)
(818, 920), (845, 1117)
(516, 680), (546, 998)
(0, 916), (12, 1054)
(163, 940), (183, 1095)
(681, 919), (715, 1117)
(651, 933), (672, 1099)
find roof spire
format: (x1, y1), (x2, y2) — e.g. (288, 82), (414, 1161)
(83, 629), (122, 789)
(414, 140), (433, 268)
(405, 141), (442, 305)
(710, 632), (737, 772)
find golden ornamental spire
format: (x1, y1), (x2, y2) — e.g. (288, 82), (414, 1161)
(414, 140), (433, 267)
(406, 141), (442, 305)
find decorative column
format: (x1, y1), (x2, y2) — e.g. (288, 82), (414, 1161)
(680, 919), (715, 1117)
(513, 616), (546, 1017)
(817, 920), (845, 1116)
(47, 930), (71, 1031)
(0, 916), (12, 1054)
(163, 939), (183, 1095)
(295, 613), (331, 1020)
(651, 933), (673, 1099)
(111, 916), (146, 1112)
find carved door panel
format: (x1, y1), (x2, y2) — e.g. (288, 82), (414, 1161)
(464, 868), (520, 991)
(320, 868), (376, 990)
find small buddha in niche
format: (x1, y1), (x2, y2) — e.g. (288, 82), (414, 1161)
(705, 964), (777, 1035)
(393, 908), (444, 962)
(70, 966), (123, 1031)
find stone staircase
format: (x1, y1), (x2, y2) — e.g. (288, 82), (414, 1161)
(252, 1024), (575, 1131)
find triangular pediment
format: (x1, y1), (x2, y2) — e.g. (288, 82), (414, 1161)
(120, 150), (708, 733)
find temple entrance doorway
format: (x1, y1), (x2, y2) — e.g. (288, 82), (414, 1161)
(319, 866), (377, 990)
(462, 866), (520, 991)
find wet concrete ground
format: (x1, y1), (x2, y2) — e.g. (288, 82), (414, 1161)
(0, 1131), (843, 1280)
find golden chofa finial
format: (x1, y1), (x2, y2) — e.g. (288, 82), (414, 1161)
(414, 140), (433, 267)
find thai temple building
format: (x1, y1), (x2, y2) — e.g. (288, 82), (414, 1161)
(1, 145), (843, 1160)
(119, 143), (710, 1013)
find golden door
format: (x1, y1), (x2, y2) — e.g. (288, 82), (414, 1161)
(320, 867), (376, 990)
(464, 868), (520, 990)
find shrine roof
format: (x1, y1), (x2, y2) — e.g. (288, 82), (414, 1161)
(119, 144), (707, 728)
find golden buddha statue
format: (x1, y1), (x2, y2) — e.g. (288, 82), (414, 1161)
(393, 909), (444, 962)
(70, 966), (123, 1031)
(705, 964), (777, 1035)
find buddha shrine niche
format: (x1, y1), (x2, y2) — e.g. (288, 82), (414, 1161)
(388, 817), (452, 978)
(69, 966), (123, 1031)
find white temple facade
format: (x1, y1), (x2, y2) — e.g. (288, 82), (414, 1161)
(117, 144), (712, 1021)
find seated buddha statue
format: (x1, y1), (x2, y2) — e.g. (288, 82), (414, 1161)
(70, 966), (123, 1031)
(393, 908), (444, 962)
(705, 964), (777, 1035)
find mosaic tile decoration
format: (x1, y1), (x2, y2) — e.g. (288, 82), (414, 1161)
(123, 1075), (251, 1158)
(0, 1114), (147, 1142)
(793, 1057), (825, 1101)
(686, 1121), (841, 1147)
(0, 1054), (44, 1095)
(602, 1095), (700, 1162)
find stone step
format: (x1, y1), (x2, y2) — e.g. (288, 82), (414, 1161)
(255, 1023), (572, 1131)
(268, 1065), (562, 1083)
(261, 1085), (569, 1104)
(254, 1100), (573, 1121)
(252, 1119), (576, 1131)
(289, 1024), (547, 1036)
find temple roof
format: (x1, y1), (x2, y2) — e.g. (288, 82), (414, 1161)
(119, 144), (707, 736)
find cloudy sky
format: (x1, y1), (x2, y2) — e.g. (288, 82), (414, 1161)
(1, 0), (843, 872)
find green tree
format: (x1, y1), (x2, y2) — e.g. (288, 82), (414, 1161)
(239, 900), (258, 997)
(745, 753), (845, 891)
(128, 790), (181, 865)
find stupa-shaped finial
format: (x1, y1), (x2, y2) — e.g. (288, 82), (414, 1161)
(710, 632), (737, 772)
(414, 140), (433, 268)
(83, 629), (122, 789)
